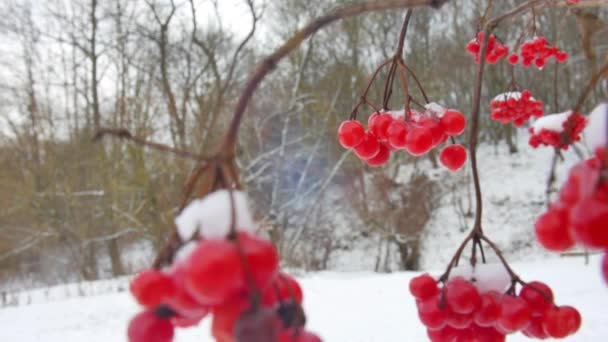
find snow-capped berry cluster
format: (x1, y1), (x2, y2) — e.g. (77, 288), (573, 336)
(466, 32), (508, 64)
(507, 37), (568, 68)
(410, 274), (581, 341)
(490, 91), (544, 126)
(127, 191), (321, 342)
(338, 104), (468, 171)
(528, 111), (586, 150)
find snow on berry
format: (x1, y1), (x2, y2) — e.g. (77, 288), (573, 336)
(583, 102), (608, 152)
(174, 190), (255, 240)
(445, 263), (510, 294)
(490, 90), (543, 126)
(424, 102), (447, 118)
(529, 111), (586, 149)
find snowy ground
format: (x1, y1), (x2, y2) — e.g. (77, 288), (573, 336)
(1, 255), (606, 341)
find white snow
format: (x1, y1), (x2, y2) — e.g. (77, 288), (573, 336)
(174, 190), (255, 240)
(531, 111), (572, 134)
(424, 102), (447, 118)
(583, 103), (608, 151)
(449, 262), (511, 294)
(0, 256), (606, 341)
(493, 92), (522, 101)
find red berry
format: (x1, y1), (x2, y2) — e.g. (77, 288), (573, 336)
(417, 295), (448, 330)
(368, 113), (394, 141)
(278, 329), (323, 342)
(337, 120), (365, 149)
(466, 41), (480, 54)
(128, 310), (174, 342)
(184, 233), (278, 305)
(543, 306), (581, 338)
(409, 274), (439, 301)
(262, 273), (303, 306)
(474, 291), (501, 327)
(497, 295), (532, 333)
(387, 120), (409, 149)
(184, 239), (245, 305)
(472, 325), (506, 342)
(445, 277), (481, 314)
(130, 270), (176, 308)
(417, 117), (446, 147)
(453, 327), (474, 342)
(602, 252), (608, 285)
(556, 51), (569, 63)
(163, 282), (209, 318)
(440, 110), (466, 136)
(366, 143), (391, 167)
(446, 311), (473, 329)
(211, 296), (249, 342)
(519, 281), (553, 316)
(427, 326), (459, 342)
(353, 132), (380, 159)
(535, 58), (546, 68)
(570, 197), (608, 248)
(439, 145), (467, 172)
(507, 54), (519, 65)
(522, 316), (549, 339)
(405, 127), (433, 156)
(534, 207), (575, 251)
(239, 232), (280, 290)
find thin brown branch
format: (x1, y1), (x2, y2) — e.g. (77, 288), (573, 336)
(573, 61), (608, 113)
(395, 10), (414, 58)
(93, 128), (211, 161)
(221, 0), (451, 151)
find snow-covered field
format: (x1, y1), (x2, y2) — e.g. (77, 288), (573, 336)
(1, 255), (605, 341)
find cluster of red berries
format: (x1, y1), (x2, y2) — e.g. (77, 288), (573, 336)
(127, 231), (321, 342)
(528, 111), (586, 150)
(507, 37), (569, 68)
(489, 91), (544, 127)
(338, 107), (467, 171)
(466, 32), (509, 64)
(410, 274), (581, 341)
(535, 149), (608, 284)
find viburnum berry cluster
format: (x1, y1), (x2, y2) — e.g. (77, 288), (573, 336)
(410, 273), (581, 341)
(528, 111), (587, 150)
(489, 91), (544, 127)
(338, 105), (467, 171)
(466, 32), (509, 64)
(507, 37), (568, 69)
(535, 149), (607, 251)
(535, 146), (608, 283)
(127, 189), (321, 342)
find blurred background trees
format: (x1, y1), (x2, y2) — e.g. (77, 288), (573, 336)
(0, 0), (606, 290)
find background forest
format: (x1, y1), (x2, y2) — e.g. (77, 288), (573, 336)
(0, 0), (606, 292)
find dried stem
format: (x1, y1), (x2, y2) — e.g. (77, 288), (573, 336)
(94, 128), (211, 161)
(222, 0), (450, 151)
(439, 0), (547, 285)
